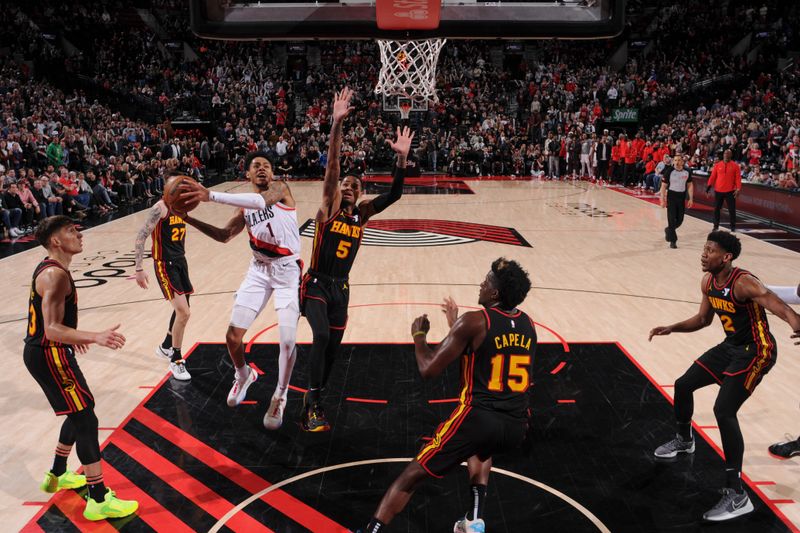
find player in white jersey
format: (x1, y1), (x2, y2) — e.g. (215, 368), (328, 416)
(178, 152), (301, 430)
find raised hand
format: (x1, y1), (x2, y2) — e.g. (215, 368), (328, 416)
(411, 314), (430, 337)
(648, 326), (672, 341)
(332, 87), (355, 123)
(441, 296), (458, 327)
(135, 269), (149, 289)
(387, 126), (415, 157)
(95, 324), (126, 350)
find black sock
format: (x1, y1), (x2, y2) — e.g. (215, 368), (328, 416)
(87, 474), (107, 502)
(162, 333), (173, 350)
(467, 484), (487, 520)
(306, 387), (321, 406)
(726, 468), (743, 492)
(677, 422), (692, 441)
(171, 347), (182, 363)
(364, 518), (385, 532)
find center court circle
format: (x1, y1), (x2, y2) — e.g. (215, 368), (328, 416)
(209, 457), (611, 532)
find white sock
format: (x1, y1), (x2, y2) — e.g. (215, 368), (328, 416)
(235, 364), (251, 382)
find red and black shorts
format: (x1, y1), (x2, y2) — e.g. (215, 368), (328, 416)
(24, 344), (95, 415)
(154, 257), (194, 301)
(695, 336), (777, 393)
(415, 405), (527, 478)
(300, 270), (349, 330)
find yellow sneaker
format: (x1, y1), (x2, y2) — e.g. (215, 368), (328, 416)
(40, 470), (87, 493)
(83, 488), (139, 521)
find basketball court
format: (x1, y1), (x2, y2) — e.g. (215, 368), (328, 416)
(4, 0), (800, 531)
(3, 177), (799, 531)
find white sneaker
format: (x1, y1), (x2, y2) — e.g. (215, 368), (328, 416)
(155, 345), (172, 360)
(9, 227), (22, 238)
(227, 368), (257, 407)
(454, 517), (486, 533)
(263, 395), (286, 430)
(169, 360), (191, 381)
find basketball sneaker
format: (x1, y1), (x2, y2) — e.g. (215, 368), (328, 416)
(702, 488), (753, 521)
(768, 436), (800, 459)
(155, 345), (172, 360)
(169, 360), (191, 381)
(302, 401), (331, 432)
(40, 470), (86, 493)
(83, 488), (139, 521)
(654, 434), (695, 458)
(263, 394), (287, 430)
(227, 367), (257, 407)
(453, 516), (486, 533)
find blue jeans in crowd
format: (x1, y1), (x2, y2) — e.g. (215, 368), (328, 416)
(1, 207), (22, 231)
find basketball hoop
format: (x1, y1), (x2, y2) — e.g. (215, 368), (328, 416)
(375, 38), (446, 105)
(399, 101), (412, 120)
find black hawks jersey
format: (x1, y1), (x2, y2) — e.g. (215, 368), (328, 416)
(706, 267), (772, 346)
(25, 259), (78, 347)
(152, 212), (186, 262)
(460, 307), (537, 418)
(309, 208), (364, 279)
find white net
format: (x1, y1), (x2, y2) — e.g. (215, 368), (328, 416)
(375, 38), (447, 104)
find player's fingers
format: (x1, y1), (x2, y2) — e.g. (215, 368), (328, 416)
(111, 323), (121, 331)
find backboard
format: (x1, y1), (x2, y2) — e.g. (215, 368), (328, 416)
(190, 0), (624, 41)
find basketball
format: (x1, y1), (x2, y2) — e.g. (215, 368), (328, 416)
(162, 175), (200, 213)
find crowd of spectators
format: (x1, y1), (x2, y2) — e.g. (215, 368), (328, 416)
(1, 0), (800, 238)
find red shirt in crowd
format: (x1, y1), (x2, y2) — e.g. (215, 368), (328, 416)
(708, 160), (742, 193)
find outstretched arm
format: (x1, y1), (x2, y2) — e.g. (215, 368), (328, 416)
(360, 126), (414, 222)
(319, 88), (355, 222)
(134, 202), (168, 288)
(649, 274), (716, 340)
(183, 210), (245, 243)
(179, 180), (288, 210)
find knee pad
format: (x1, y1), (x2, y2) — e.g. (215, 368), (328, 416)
(277, 305), (300, 330)
(229, 305), (259, 330)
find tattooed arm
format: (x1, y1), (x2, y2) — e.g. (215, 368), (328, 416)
(134, 201), (168, 289)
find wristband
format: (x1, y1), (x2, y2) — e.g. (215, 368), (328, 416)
(412, 331), (427, 338)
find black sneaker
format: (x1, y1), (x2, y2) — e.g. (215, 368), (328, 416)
(703, 488), (753, 521)
(302, 401), (331, 432)
(768, 436), (800, 459)
(654, 433), (695, 458)
(670, 242), (677, 249)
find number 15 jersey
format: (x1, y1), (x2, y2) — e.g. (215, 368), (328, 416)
(463, 307), (537, 418)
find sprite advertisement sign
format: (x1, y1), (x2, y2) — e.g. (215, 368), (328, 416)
(609, 108), (639, 123)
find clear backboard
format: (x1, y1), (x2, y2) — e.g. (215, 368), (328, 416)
(190, 0), (625, 41)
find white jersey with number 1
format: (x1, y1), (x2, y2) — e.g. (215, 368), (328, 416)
(243, 202), (301, 263)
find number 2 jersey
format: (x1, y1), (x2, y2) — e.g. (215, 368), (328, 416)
(25, 259), (77, 348)
(706, 267), (772, 347)
(461, 306), (537, 418)
(244, 202), (301, 262)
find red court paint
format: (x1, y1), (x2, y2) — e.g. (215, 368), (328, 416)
(346, 397), (388, 404)
(557, 399), (576, 404)
(111, 430), (272, 532)
(133, 407), (349, 532)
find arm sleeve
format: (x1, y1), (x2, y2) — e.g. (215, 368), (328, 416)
(767, 285), (800, 305)
(370, 165), (406, 214)
(209, 191), (266, 210)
